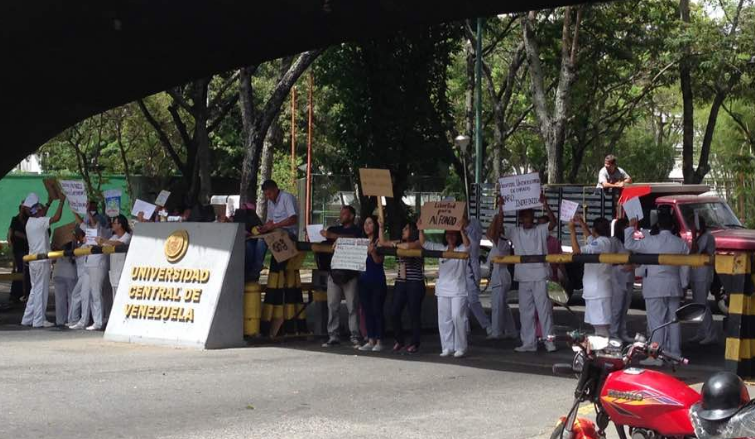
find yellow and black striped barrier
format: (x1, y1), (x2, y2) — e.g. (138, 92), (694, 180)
(717, 253), (755, 378)
(23, 245), (128, 262)
(492, 253), (713, 267)
(295, 241), (469, 260)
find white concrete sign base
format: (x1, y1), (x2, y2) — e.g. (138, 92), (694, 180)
(105, 223), (244, 349)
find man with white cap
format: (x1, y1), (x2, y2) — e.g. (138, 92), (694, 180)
(21, 194), (66, 328)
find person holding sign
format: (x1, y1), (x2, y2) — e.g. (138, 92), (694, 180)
(569, 215), (614, 338)
(504, 194), (558, 353)
(71, 207), (112, 331)
(319, 205), (363, 348)
(67, 229), (89, 328)
(96, 215), (132, 301)
(609, 218), (635, 343)
(252, 180), (298, 280)
(485, 196), (518, 340)
(420, 225), (470, 358)
(624, 212), (689, 366)
(357, 216), (387, 352)
(379, 221), (424, 353)
(21, 196), (66, 328)
(689, 216), (717, 345)
(52, 232), (77, 326)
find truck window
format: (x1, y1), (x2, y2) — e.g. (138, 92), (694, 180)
(678, 202), (743, 230)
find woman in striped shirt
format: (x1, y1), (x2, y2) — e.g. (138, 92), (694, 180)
(379, 221), (424, 353)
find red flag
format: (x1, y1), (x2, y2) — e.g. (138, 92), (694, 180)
(617, 185), (651, 205)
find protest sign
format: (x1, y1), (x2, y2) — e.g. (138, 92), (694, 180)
(359, 168), (393, 197)
(155, 190), (171, 207)
(131, 199), (157, 220)
(306, 224), (326, 243)
(43, 178), (63, 201)
(103, 189), (121, 217)
(85, 227), (98, 246)
(262, 229), (298, 263)
(51, 222), (76, 250)
(559, 199), (579, 223)
(622, 196), (644, 221)
(59, 180), (88, 215)
(419, 201), (466, 231)
(498, 173), (542, 212)
(331, 238), (370, 271)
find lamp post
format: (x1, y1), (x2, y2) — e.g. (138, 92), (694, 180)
(455, 134), (471, 205)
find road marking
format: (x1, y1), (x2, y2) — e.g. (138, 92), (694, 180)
(578, 405), (593, 415)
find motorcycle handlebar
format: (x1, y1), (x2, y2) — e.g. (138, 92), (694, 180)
(659, 349), (689, 365)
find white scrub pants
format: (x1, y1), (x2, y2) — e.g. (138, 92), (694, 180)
(79, 266), (106, 328)
(691, 279), (716, 340)
(68, 272), (89, 324)
(490, 276), (517, 337)
(611, 281), (633, 339)
(467, 270), (490, 331)
(21, 261), (51, 327)
(54, 277), (77, 325)
(645, 296), (681, 357)
(437, 296), (468, 353)
(518, 280), (553, 348)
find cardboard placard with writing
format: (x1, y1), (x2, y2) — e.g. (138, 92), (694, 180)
(51, 222), (77, 250)
(59, 180), (88, 215)
(498, 173), (542, 212)
(419, 201), (466, 231)
(331, 238), (370, 271)
(359, 168), (394, 198)
(263, 229), (298, 263)
(43, 178), (63, 201)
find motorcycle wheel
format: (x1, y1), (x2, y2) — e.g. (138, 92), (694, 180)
(550, 423), (569, 439)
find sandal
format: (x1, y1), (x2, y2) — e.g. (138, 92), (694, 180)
(406, 344), (419, 353)
(392, 342), (404, 352)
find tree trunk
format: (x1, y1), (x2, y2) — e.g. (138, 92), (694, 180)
(679, 0), (695, 183)
(192, 79), (213, 204)
(239, 50), (322, 203)
(692, 91), (727, 183)
(256, 116), (282, 218)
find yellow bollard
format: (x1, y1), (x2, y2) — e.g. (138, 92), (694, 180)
(244, 282), (262, 336)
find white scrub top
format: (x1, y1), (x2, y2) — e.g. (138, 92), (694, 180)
(580, 236), (613, 299)
(424, 242), (468, 297)
(506, 223), (550, 282)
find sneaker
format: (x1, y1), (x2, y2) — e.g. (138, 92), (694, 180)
(358, 342), (375, 352)
(639, 358), (664, 367)
(350, 337), (361, 348)
(35, 321), (55, 328)
(502, 332), (519, 340)
(440, 350), (452, 357)
(454, 350), (466, 358)
(485, 326), (493, 337)
(85, 324), (102, 331)
(700, 335), (719, 346)
(514, 345), (537, 353)
(372, 342), (384, 352)
(321, 338), (340, 348)
(544, 341), (557, 352)
(392, 342), (404, 352)
(69, 323), (86, 330)
(486, 332), (501, 340)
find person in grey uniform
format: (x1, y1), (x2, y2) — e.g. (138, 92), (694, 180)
(689, 216), (717, 345)
(624, 212), (689, 366)
(465, 216), (492, 336)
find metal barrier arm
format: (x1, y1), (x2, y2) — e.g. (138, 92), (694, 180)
(295, 242), (469, 260)
(23, 245), (128, 262)
(492, 253), (713, 267)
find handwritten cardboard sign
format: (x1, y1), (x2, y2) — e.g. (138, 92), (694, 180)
(331, 238), (370, 271)
(419, 201), (466, 231)
(498, 173), (542, 212)
(559, 199), (579, 223)
(59, 180), (88, 215)
(51, 222), (77, 250)
(359, 168), (394, 198)
(43, 178), (63, 201)
(263, 229), (298, 263)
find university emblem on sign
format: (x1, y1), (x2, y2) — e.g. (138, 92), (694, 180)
(164, 230), (189, 263)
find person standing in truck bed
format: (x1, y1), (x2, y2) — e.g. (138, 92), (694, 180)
(598, 154), (633, 189)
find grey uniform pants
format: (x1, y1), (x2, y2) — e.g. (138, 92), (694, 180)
(326, 276), (360, 338)
(54, 277), (77, 325)
(645, 296), (681, 357)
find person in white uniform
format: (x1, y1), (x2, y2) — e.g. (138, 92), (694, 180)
(71, 210), (111, 331)
(465, 216), (492, 336)
(21, 196), (66, 328)
(505, 194), (558, 353)
(421, 226), (470, 358)
(609, 218), (635, 342)
(52, 247), (77, 326)
(569, 215), (613, 337)
(67, 228), (89, 327)
(624, 212), (689, 366)
(689, 216), (717, 345)
(96, 214), (132, 300)
(486, 197), (518, 339)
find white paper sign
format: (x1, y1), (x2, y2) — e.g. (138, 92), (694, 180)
(498, 173), (542, 212)
(623, 197), (644, 221)
(104, 189), (121, 217)
(559, 199), (579, 222)
(59, 180), (88, 215)
(85, 227), (98, 246)
(131, 199), (157, 220)
(331, 238), (370, 271)
(155, 190), (171, 207)
(306, 224), (326, 243)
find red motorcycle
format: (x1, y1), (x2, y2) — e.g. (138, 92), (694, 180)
(550, 302), (721, 439)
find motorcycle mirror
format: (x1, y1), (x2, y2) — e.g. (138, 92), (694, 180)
(547, 287), (570, 307)
(675, 303), (707, 323)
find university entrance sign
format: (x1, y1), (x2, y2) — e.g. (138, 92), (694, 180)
(105, 223), (245, 349)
